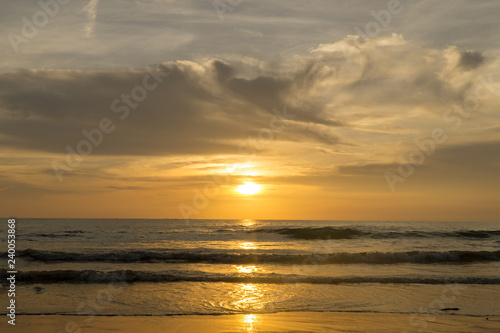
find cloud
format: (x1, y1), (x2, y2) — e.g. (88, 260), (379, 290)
(459, 50), (485, 70)
(0, 35), (491, 162)
(82, 0), (100, 37)
(337, 141), (500, 187)
(2, 0), (500, 73)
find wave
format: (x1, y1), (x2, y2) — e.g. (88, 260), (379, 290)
(24, 231), (86, 238)
(249, 227), (364, 239)
(12, 249), (500, 264)
(2, 269), (499, 285)
(248, 227), (500, 240)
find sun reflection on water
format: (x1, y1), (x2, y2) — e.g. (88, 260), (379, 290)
(239, 241), (257, 250)
(242, 314), (257, 332)
(223, 283), (277, 331)
(235, 265), (258, 274)
(241, 219), (256, 227)
(232, 283), (264, 311)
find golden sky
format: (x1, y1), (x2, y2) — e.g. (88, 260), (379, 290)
(1, 1), (499, 221)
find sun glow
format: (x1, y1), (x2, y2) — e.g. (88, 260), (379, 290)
(244, 314), (257, 324)
(236, 182), (262, 195)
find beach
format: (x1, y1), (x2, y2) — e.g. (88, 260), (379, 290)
(11, 312), (500, 333)
(2, 219), (499, 332)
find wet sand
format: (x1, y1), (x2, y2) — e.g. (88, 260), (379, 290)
(9, 312), (500, 333)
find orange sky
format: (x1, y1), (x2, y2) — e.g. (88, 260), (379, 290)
(1, 1), (499, 221)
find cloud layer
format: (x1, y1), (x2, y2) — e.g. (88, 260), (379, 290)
(0, 32), (499, 220)
(1, 35), (496, 159)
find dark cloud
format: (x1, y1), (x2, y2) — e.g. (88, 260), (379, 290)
(0, 57), (346, 157)
(338, 163), (400, 175)
(459, 50), (485, 70)
(432, 141), (500, 171)
(0, 64), (250, 156)
(0, 37), (490, 159)
(337, 141), (500, 182)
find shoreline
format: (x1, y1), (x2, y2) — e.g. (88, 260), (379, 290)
(6, 311), (500, 333)
(8, 310), (500, 317)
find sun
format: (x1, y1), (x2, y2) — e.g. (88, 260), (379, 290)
(236, 182), (262, 195)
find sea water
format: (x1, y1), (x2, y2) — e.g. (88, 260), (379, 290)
(1, 219), (499, 323)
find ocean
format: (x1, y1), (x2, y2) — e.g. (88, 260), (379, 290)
(1, 219), (500, 328)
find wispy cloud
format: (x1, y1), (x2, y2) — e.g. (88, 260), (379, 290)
(82, 0), (100, 37)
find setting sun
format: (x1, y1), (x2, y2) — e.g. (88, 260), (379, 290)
(236, 182), (262, 195)
(3, 1), (500, 332)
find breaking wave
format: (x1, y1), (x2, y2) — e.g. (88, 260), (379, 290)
(2, 269), (499, 285)
(12, 249), (500, 264)
(248, 227), (500, 240)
